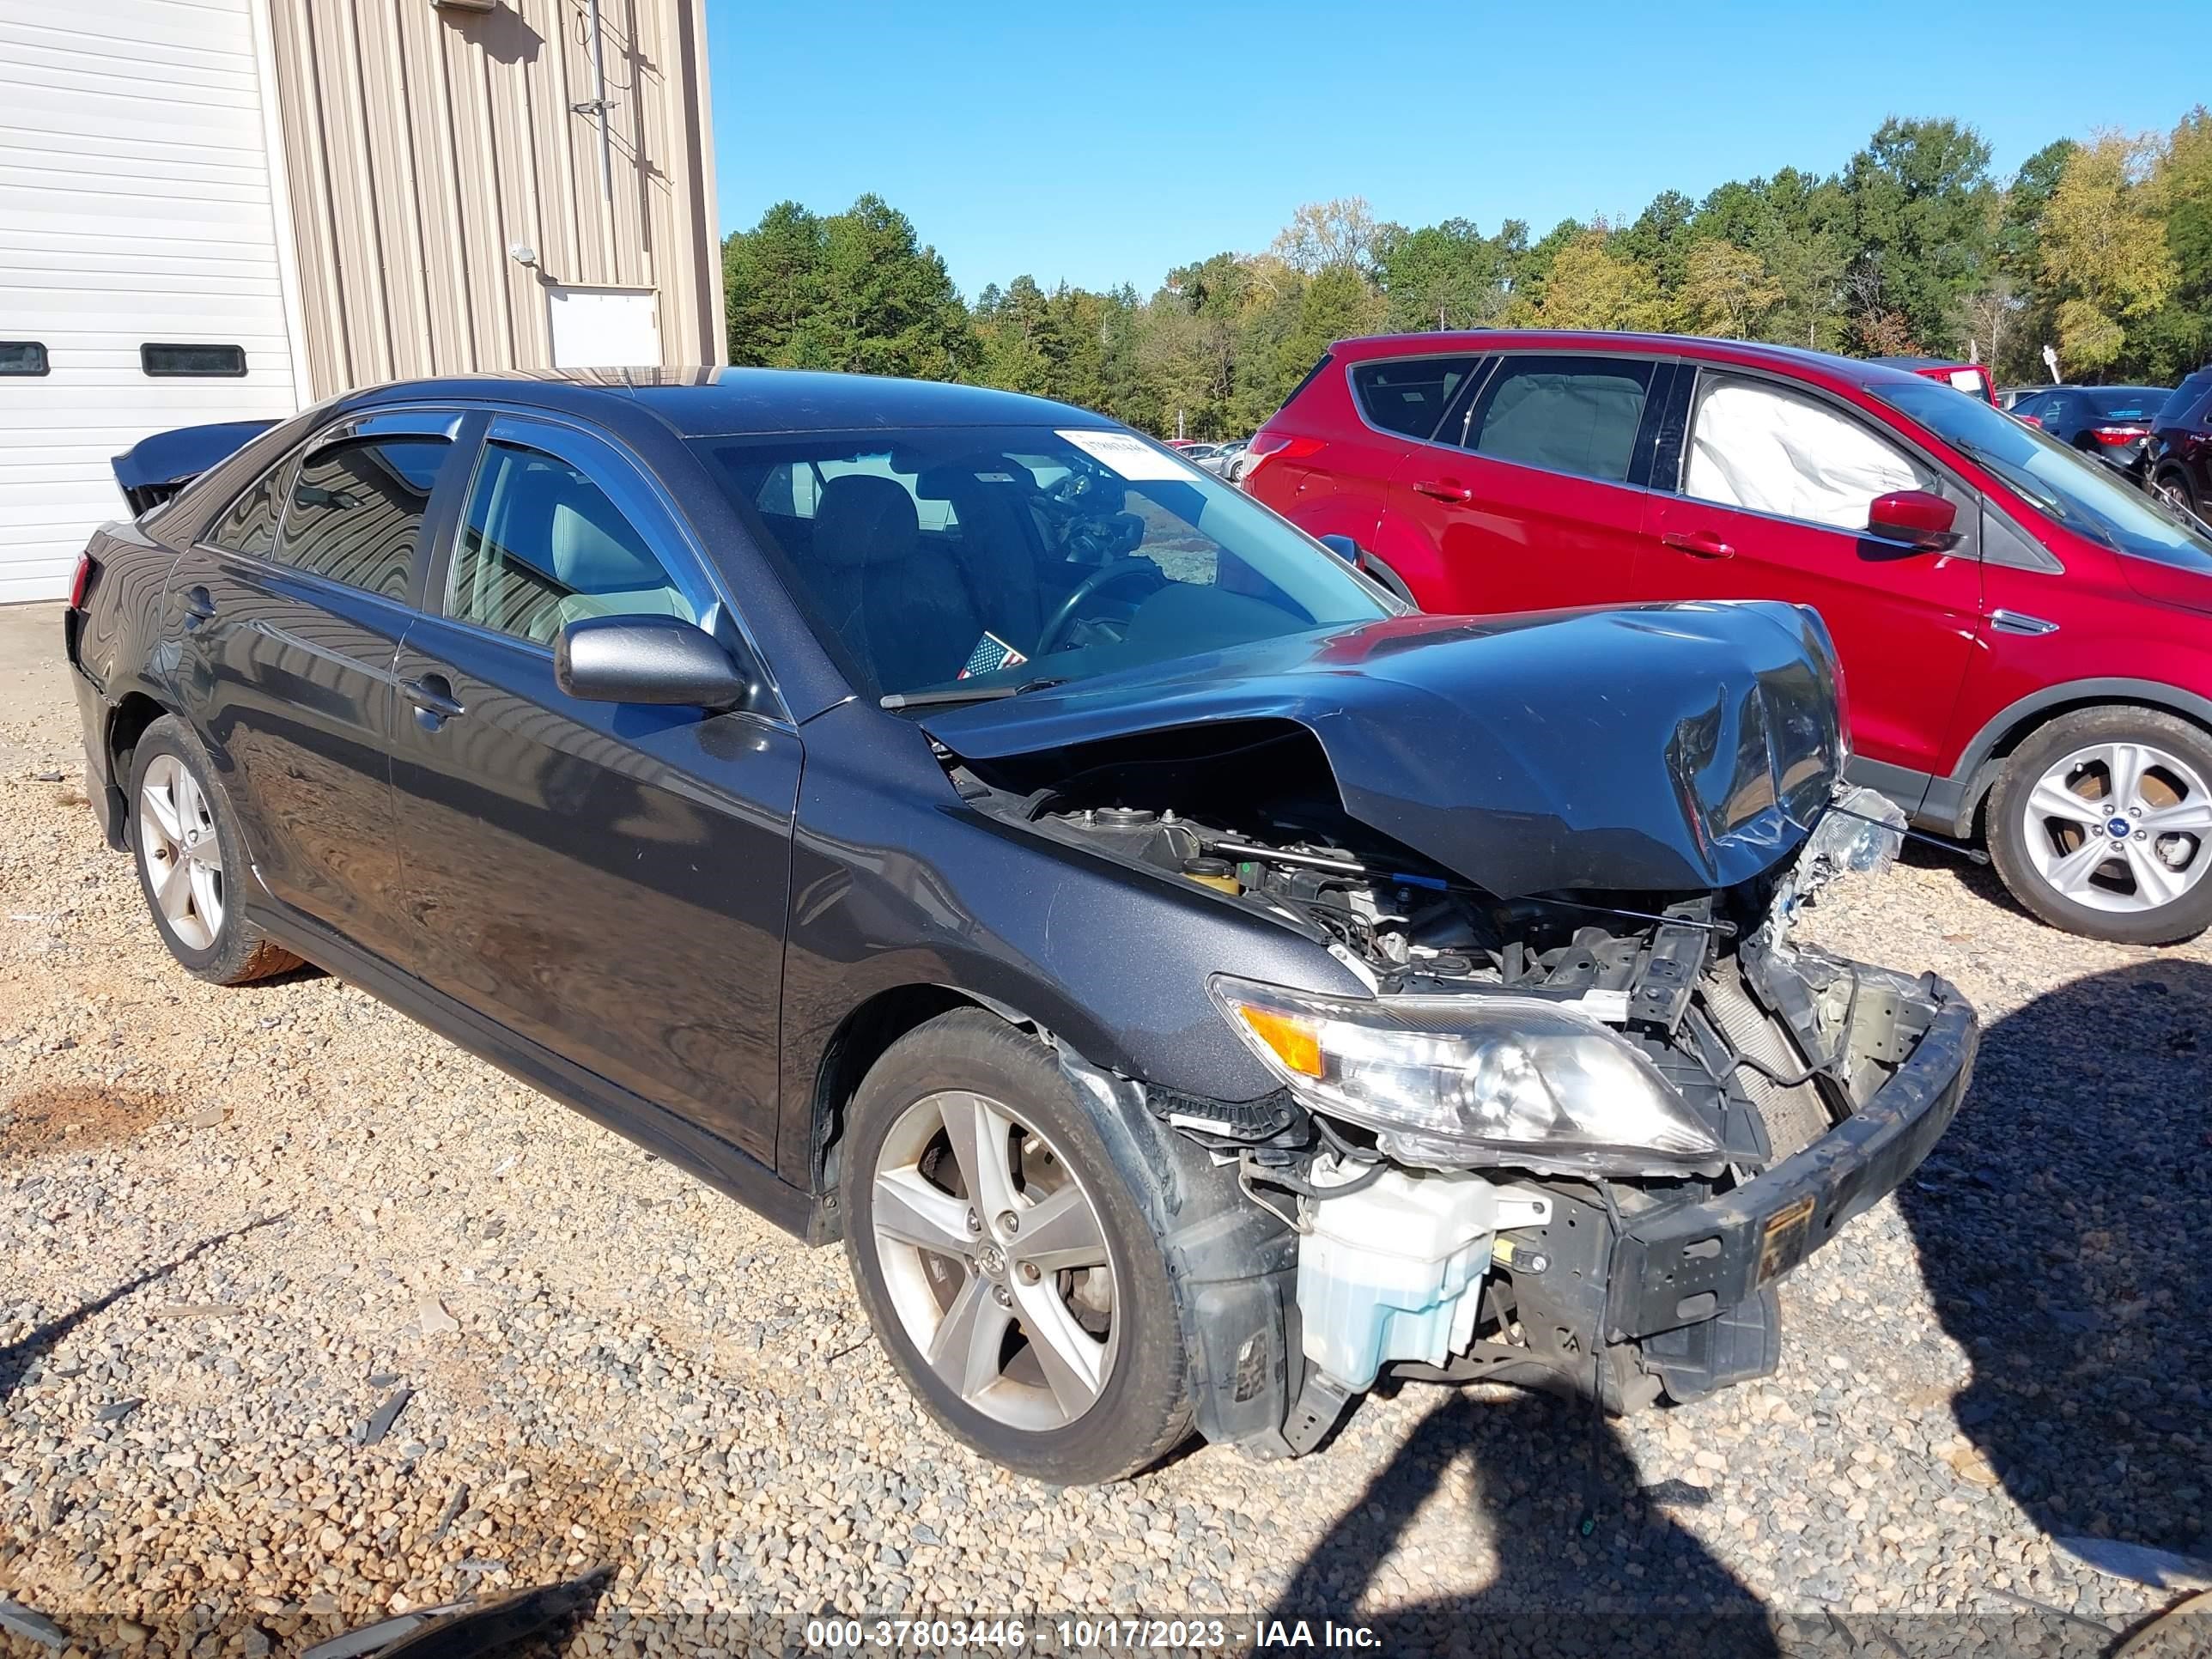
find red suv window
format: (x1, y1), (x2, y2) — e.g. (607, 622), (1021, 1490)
(1348, 356), (1482, 441)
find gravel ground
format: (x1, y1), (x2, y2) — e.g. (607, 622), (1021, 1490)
(3, 600), (2209, 1658)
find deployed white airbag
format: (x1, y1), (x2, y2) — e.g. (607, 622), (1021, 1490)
(1686, 379), (1925, 532)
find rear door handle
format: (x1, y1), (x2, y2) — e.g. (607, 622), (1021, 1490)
(1661, 530), (1735, 560)
(180, 585), (216, 623)
(1412, 478), (1474, 503)
(400, 674), (465, 725)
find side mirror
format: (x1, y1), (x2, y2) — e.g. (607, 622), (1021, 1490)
(555, 614), (751, 709)
(1867, 489), (1960, 551)
(1316, 533), (1359, 564)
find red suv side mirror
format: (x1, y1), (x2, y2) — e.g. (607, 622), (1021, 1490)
(1868, 489), (1960, 550)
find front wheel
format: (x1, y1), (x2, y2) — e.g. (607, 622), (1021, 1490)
(1985, 707), (2212, 944)
(842, 1010), (1194, 1484)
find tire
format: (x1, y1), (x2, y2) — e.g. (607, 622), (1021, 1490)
(842, 1009), (1193, 1484)
(2154, 469), (2200, 519)
(1984, 706), (2212, 945)
(127, 715), (301, 984)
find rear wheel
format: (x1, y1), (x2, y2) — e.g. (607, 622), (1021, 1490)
(1985, 707), (2212, 945)
(842, 1010), (1193, 1484)
(129, 716), (301, 983)
(2153, 469), (2199, 519)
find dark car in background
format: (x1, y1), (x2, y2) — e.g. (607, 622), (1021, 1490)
(2145, 364), (2212, 519)
(2009, 384), (2172, 476)
(1245, 330), (2212, 944)
(66, 368), (1973, 1484)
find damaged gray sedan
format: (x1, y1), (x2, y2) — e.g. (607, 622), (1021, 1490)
(70, 373), (1976, 1485)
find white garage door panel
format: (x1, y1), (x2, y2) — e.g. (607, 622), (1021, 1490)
(0, 0), (298, 602)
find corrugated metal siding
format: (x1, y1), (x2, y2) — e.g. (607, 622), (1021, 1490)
(0, 0), (301, 602)
(266, 0), (722, 398)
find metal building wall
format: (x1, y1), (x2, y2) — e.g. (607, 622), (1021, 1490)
(264, 0), (723, 398)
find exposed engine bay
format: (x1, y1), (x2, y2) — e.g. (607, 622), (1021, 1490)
(949, 728), (1970, 1450)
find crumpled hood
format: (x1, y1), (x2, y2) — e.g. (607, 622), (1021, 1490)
(921, 600), (1846, 899)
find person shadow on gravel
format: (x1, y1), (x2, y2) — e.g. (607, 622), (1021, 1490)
(1896, 957), (2212, 1588)
(1265, 1387), (1783, 1658)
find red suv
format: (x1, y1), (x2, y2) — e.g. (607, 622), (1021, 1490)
(1245, 331), (2212, 944)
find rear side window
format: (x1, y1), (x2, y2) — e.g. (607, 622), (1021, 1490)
(1349, 356), (1481, 441)
(447, 441), (695, 645)
(0, 341), (47, 376)
(1455, 356), (1655, 483)
(274, 437), (449, 599)
(209, 465), (287, 558)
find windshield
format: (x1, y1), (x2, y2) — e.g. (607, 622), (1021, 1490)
(691, 424), (1395, 702)
(1875, 380), (2212, 573)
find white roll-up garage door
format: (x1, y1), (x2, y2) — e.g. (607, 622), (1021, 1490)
(0, 0), (301, 603)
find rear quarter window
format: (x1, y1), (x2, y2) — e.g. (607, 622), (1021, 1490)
(1349, 356), (1481, 441)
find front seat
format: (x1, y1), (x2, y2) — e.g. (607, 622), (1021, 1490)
(811, 473), (988, 691)
(541, 477), (690, 640)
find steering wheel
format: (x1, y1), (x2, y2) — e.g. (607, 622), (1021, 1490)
(1035, 559), (1167, 655)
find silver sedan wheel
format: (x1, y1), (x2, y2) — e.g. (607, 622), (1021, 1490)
(2020, 740), (2212, 914)
(871, 1090), (1117, 1432)
(138, 753), (225, 951)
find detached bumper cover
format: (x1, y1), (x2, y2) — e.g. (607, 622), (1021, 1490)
(1607, 976), (1976, 1341)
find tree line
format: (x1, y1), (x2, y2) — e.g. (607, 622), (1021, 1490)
(722, 109), (2212, 441)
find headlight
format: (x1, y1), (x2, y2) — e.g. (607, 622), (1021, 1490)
(1211, 975), (1726, 1175)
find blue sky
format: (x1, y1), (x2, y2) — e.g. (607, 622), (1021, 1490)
(707, 1), (2207, 302)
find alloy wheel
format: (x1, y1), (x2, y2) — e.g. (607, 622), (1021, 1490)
(870, 1089), (1117, 1431)
(138, 753), (226, 950)
(2020, 740), (2211, 915)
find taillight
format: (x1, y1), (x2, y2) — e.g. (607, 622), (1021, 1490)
(68, 550), (95, 610)
(2092, 427), (2148, 446)
(1240, 430), (1324, 484)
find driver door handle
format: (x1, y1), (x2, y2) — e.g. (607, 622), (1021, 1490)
(1662, 530), (1735, 560)
(1413, 478), (1474, 503)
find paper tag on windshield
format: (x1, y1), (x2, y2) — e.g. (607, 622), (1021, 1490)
(957, 631), (1029, 680)
(1057, 428), (1194, 481)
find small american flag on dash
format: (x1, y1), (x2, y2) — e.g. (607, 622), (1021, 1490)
(957, 631), (1029, 680)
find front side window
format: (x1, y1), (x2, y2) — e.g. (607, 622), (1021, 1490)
(1455, 356), (1655, 483)
(1685, 374), (1931, 532)
(691, 424), (1393, 702)
(1878, 377), (2212, 574)
(1350, 356), (1481, 441)
(447, 441), (696, 645)
(274, 437), (448, 599)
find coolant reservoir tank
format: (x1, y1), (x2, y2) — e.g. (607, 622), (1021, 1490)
(1297, 1161), (1551, 1392)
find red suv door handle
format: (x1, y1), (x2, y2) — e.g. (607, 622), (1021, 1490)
(1413, 478), (1474, 503)
(1662, 530), (1735, 560)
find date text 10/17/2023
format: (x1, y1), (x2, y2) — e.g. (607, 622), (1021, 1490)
(803, 1617), (1382, 1650)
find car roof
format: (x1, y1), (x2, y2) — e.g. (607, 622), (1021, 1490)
(337, 366), (1115, 438)
(1328, 329), (1934, 393)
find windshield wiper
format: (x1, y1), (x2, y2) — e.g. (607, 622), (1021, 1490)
(878, 678), (1066, 711)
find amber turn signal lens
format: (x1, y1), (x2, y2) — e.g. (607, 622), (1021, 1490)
(1235, 1004), (1324, 1078)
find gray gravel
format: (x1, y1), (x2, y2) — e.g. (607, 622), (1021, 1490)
(3, 601), (2208, 1657)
